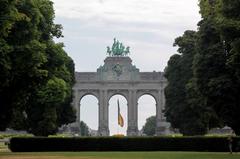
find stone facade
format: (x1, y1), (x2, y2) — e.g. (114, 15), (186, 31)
(72, 56), (170, 136)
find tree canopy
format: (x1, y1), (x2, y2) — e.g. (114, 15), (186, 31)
(80, 121), (90, 136)
(0, 0), (75, 136)
(164, 0), (240, 135)
(142, 116), (156, 136)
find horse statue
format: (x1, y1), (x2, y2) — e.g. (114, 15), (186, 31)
(106, 38), (130, 57)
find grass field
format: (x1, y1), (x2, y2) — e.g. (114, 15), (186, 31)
(0, 151), (240, 159)
(0, 142), (9, 152)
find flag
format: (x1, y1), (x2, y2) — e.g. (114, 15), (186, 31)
(117, 99), (124, 127)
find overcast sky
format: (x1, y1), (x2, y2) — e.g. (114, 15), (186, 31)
(52, 0), (201, 135)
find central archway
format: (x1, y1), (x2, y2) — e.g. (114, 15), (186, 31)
(108, 95), (128, 136)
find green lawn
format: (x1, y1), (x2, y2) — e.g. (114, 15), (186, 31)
(0, 152), (239, 159)
(0, 142), (9, 152)
(0, 143), (5, 149)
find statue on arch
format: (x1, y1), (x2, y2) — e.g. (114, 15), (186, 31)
(106, 38), (130, 57)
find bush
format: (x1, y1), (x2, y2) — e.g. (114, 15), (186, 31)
(9, 136), (240, 152)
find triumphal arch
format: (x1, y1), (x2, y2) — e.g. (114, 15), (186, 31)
(72, 39), (170, 136)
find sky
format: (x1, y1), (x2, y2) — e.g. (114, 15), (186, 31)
(52, 0), (201, 135)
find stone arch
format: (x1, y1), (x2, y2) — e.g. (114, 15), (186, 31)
(136, 91), (158, 102)
(107, 90), (129, 103)
(78, 91), (100, 104)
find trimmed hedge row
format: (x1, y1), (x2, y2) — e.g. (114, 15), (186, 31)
(9, 136), (240, 152)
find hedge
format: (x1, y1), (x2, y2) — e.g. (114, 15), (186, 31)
(9, 136), (240, 152)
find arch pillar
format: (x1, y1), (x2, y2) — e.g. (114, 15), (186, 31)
(98, 90), (109, 136)
(71, 89), (81, 135)
(127, 90), (139, 136)
(155, 89), (170, 135)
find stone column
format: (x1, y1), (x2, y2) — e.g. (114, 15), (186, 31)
(98, 90), (109, 136)
(103, 90), (110, 136)
(127, 90), (138, 136)
(72, 90), (81, 135)
(155, 89), (170, 135)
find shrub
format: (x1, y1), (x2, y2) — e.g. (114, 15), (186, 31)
(9, 136), (240, 152)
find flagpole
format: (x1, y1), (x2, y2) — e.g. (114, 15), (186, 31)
(117, 99), (124, 136)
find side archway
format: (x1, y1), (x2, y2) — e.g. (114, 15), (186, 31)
(79, 94), (99, 136)
(137, 93), (157, 136)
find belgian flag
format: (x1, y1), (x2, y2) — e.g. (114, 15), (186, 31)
(117, 99), (124, 127)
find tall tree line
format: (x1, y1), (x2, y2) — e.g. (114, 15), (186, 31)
(0, 0), (76, 136)
(165, 0), (240, 135)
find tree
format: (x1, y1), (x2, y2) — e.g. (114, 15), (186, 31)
(164, 30), (215, 135)
(142, 116), (156, 136)
(80, 121), (90, 136)
(0, 0), (16, 129)
(0, 0), (76, 136)
(218, 0), (240, 135)
(164, 31), (197, 133)
(0, 0), (48, 130)
(193, 0), (240, 135)
(27, 77), (68, 136)
(165, 0), (240, 135)
(164, 0), (240, 135)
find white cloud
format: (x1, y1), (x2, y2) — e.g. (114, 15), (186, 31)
(53, 0), (200, 72)
(53, 0), (199, 24)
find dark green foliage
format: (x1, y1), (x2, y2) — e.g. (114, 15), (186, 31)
(195, 0), (240, 135)
(9, 136), (240, 152)
(164, 54), (183, 129)
(193, 17), (228, 132)
(0, 0), (75, 136)
(80, 121), (90, 136)
(165, 0), (240, 135)
(27, 78), (66, 136)
(57, 96), (76, 127)
(9, 107), (28, 130)
(165, 30), (214, 135)
(219, 0), (240, 135)
(0, 0), (22, 130)
(142, 116), (156, 136)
